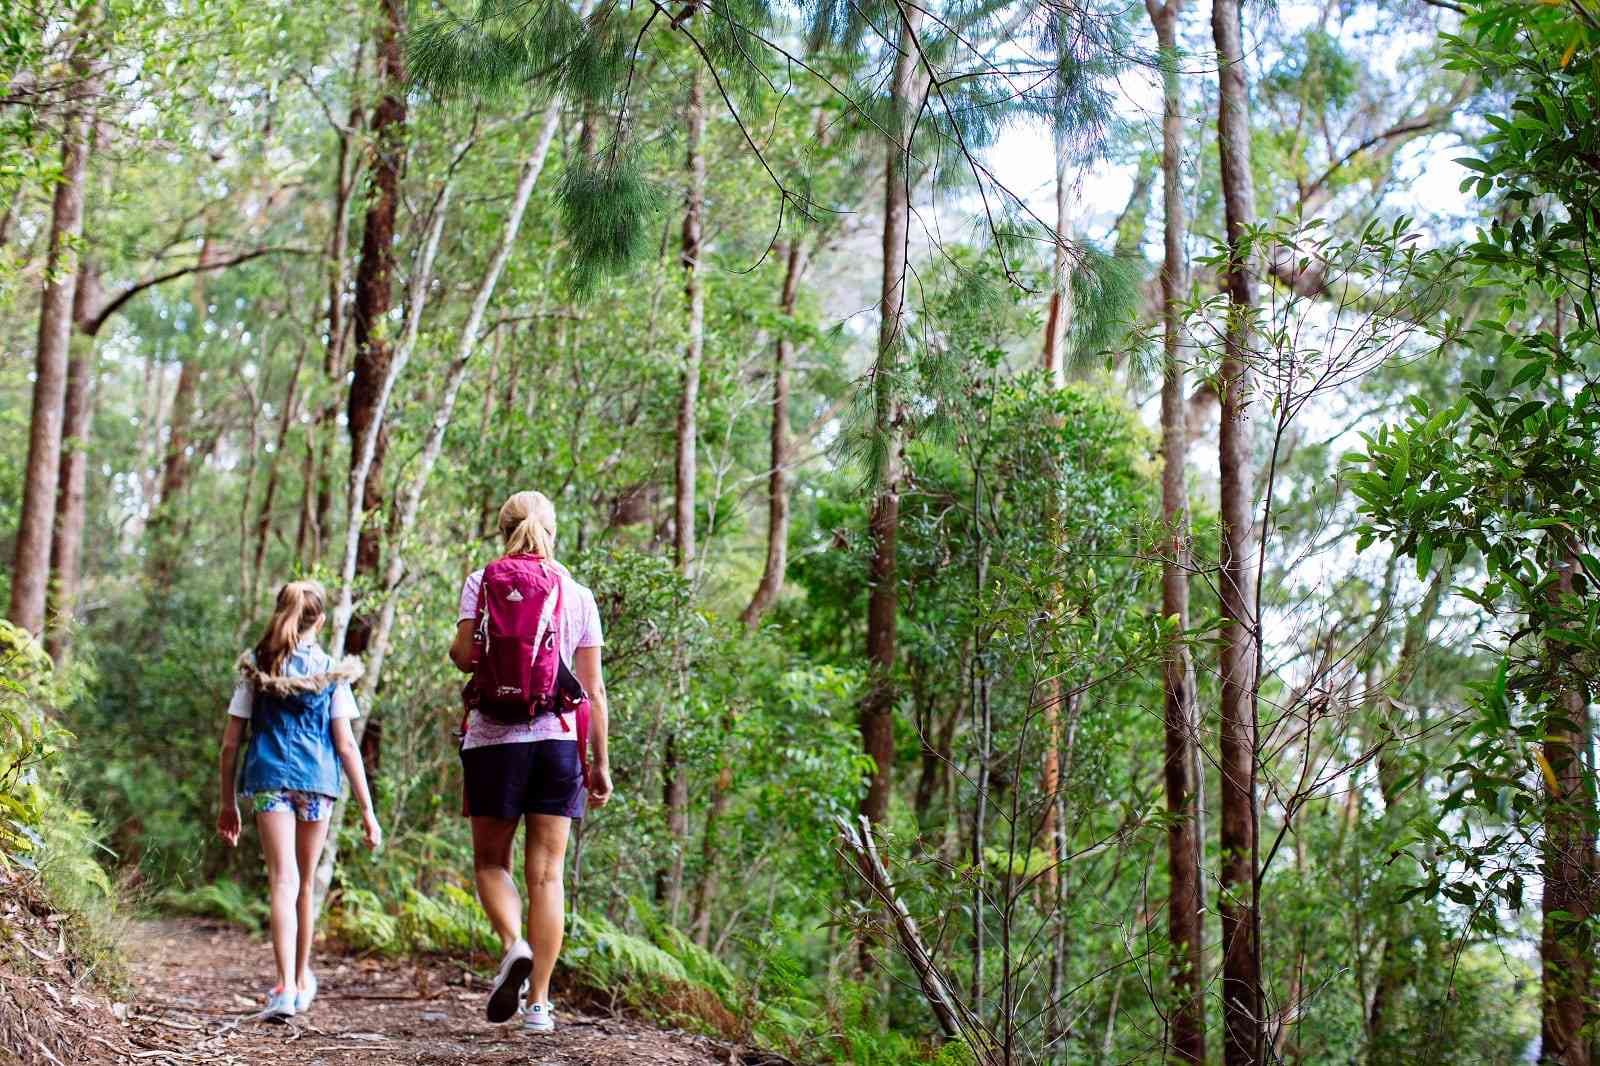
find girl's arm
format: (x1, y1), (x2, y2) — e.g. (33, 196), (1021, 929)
(217, 717), (246, 846)
(573, 646), (612, 806)
(449, 619), (476, 673)
(331, 717), (383, 849)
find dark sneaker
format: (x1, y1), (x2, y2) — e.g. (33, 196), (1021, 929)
(487, 940), (533, 1023)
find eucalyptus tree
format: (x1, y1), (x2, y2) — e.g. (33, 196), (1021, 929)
(1209, 0), (1265, 1053)
(346, 0), (411, 609)
(1144, 0), (1203, 1054)
(9, 1), (99, 638)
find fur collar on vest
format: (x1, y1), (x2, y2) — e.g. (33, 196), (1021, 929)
(236, 651), (364, 696)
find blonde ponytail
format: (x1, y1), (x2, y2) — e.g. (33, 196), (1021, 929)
(498, 490), (557, 560)
(253, 579), (327, 676)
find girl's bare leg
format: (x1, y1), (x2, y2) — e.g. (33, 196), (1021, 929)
(293, 815), (332, 988)
(256, 809), (299, 994)
(524, 814), (571, 1005)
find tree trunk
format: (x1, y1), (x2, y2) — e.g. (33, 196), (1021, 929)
(303, 92), (362, 571)
(739, 236), (807, 628)
(1041, 116), (1072, 387)
(249, 343), (308, 609)
(147, 239), (223, 581)
(1037, 78), (1073, 898)
(690, 748), (733, 946)
(675, 70), (706, 574)
(659, 72), (706, 929)
(1213, 0), (1262, 1052)
(1148, 0), (1203, 1058)
(10, 10), (96, 637)
(1540, 543), (1595, 1066)
(345, 0), (408, 620)
(295, 434), (317, 565)
(44, 262), (101, 662)
(860, 1), (926, 830)
(656, 732), (690, 925)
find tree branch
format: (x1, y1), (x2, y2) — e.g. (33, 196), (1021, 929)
(83, 246), (314, 337)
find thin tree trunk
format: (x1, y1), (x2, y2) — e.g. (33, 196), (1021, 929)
(1149, 0), (1203, 1058)
(969, 534), (992, 1009)
(147, 238), (222, 582)
(249, 342), (308, 608)
(1212, 0), (1262, 1052)
(1100, 972), (1124, 1065)
(660, 71), (706, 928)
(1037, 94), (1073, 901)
(304, 91), (361, 572)
(1364, 565), (1446, 1056)
(739, 236), (807, 628)
(44, 262), (101, 662)
(1041, 117), (1072, 386)
(328, 171), (455, 659)
(1048, 692), (1079, 1040)
(860, 1), (927, 831)
(10, 7), (96, 637)
(345, 0), (408, 627)
(674, 70), (706, 574)
(656, 732), (690, 925)
(690, 737), (733, 946)
(1540, 542), (1595, 1066)
(295, 433), (317, 565)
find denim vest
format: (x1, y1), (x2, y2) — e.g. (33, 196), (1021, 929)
(238, 646), (359, 797)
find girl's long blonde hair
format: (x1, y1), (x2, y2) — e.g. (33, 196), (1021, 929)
(254, 579), (327, 675)
(498, 491), (557, 559)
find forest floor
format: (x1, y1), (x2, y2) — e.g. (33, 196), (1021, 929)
(4, 910), (793, 1066)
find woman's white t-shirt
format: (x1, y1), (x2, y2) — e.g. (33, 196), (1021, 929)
(457, 561), (603, 749)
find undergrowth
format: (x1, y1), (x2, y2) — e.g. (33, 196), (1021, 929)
(314, 874), (971, 1064)
(0, 621), (125, 990)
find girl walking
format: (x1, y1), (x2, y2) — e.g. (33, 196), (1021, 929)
(217, 579), (382, 1021)
(450, 490), (612, 1033)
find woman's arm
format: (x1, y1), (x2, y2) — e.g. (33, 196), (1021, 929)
(331, 718), (383, 849)
(449, 619), (476, 673)
(217, 716), (246, 846)
(573, 645), (612, 806)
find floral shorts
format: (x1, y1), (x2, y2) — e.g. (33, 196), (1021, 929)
(243, 790), (336, 822)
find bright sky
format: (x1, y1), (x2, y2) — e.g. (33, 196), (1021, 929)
(981, 1), (1479, 249)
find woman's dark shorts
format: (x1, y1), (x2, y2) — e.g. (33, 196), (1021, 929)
(461, 740), (586, 820)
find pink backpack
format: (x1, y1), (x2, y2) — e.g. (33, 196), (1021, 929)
(469, 554), (564, 723)
(461, 554), (592, 788)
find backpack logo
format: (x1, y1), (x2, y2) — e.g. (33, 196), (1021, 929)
(505, 588), (524, 602)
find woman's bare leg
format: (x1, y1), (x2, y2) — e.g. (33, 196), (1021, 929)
(293, 815), (332, 988)
(524, 814), (571, 1005)
(256, 809), (299, 994)
(471, 816), (524, 948)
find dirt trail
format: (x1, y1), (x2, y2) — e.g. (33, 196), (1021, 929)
(102, 917), (769, 1066)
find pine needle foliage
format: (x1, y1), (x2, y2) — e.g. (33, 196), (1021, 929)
(559, 154), (665, 294)
(1068, 242), (1149, 378)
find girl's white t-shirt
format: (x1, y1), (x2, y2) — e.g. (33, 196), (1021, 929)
(227, 642), (361, 720)
(457, 561), (603, 749)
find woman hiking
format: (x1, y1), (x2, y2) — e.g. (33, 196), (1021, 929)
(450, 489), (613, 1033)
(217, 579), (383, 1021)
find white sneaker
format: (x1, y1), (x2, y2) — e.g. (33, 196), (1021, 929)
(294, 971), (318, 1012)
(523, 1000), (555, 1033)
(262, 986), (297, 1022)
(487, 940), (533, 1023)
